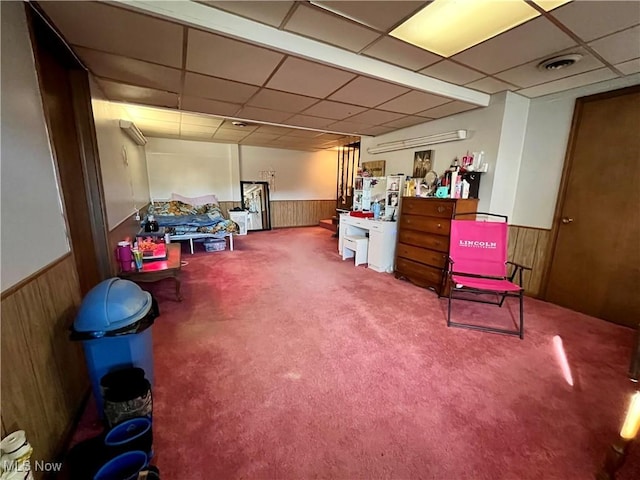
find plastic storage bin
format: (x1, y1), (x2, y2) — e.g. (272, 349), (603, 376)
(204, 238), (226, 252)
(71, 278), (158, 417)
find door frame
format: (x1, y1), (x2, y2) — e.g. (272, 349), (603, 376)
(540, 84), (640, 299)
(240, 181), (272, 231)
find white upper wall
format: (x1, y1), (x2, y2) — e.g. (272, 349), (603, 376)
(1, 2), (70, 292)
(91, 92), (150, 230)
(360, 93), (508, 213)
(239, 146), (336, 200)
(145, 138), (236, 201)
(144, 138), (337, 202)
(512, 73), (640, 228)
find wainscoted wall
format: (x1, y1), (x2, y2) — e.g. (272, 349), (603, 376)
(108, 205), (150, 275)
(507, 225), (551, 298)
(271, 200), (336, 228)
(1, 255), (88, 474)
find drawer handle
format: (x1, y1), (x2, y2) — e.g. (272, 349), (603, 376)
(437, 223), (442, 228)
(437, 206), (445, 213)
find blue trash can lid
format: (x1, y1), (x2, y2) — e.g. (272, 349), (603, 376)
(74, 278), (153, 333)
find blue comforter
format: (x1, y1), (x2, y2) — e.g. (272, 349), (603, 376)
(156, 214), (225, 228)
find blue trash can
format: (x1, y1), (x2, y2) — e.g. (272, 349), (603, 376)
(71, 278), (158, 417)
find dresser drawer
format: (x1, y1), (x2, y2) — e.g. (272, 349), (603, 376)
(395, 258), (444, 287)
(396, 243), (447, 269)
(398, 229), (449, 253)
(401, 197), (455, 218)
(400, 214), (451, 236)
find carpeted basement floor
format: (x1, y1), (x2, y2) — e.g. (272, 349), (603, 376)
(75, 227), (639, 479)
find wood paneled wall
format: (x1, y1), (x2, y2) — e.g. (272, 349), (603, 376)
(1, 255), (88, 474)
(270, 200), (336, 228)
(507, 225), (551, 297)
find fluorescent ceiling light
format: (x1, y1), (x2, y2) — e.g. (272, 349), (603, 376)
(119, 120), (147, 146)
(390, 0), (571, 57)
(367, 130), (467, 154)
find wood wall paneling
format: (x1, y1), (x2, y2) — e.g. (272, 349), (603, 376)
(1, 255), (88, 475)
(508, 225), (550, 297)
(270, 200), (336, 228)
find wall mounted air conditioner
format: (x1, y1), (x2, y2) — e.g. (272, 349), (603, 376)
(119, 120), (147, 146)
(367, 129), (467, 154)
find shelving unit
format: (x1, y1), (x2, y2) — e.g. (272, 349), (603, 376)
(384, 175), (404, 220)
(353, 176), (386, 212)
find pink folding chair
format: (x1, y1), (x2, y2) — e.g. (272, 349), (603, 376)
(447, 213), (531, 339)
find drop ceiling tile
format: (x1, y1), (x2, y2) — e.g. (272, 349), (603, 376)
(181, 96), (242, 116)
(315, 133), (348, 141)
(312, 1), (425, 31)
(97, 79), (178, 108)
(495, 47), (605, 88)
(187, 29), (284, 86)
(418, 101), (479, 119)
(183, 72), (259, 103)
(213, 128), (251, 141)
(346, 109), (405, 125)
(179, 124), (216, 135)
(383, 115), (431, 129)
(516, 68), (619, 98)
(465, 77), (514, 94)
(219, 120), (259, 132)
(589, 26), (640, 66)
(616, 58), (640, 75)
(76, 48), (182, 93)
(363, 125), (397, 136)
(550, 1), (640, 42)
(329, 77), (410, 107)
(254, 125), (294, 135)
(362, 36), (441, 70)
(376, 90), (450, 114)
(236, 106), (293, 123)
(201, 1), (294, 27)
(326, 120), (372, 134)
(284, 4), (380, 52)
(40, 2), (183, 67)
(419, 61), (485, 85)
(452, 16), (576, 74)
(124, 105), (182, 123)
(247, 89), (319, 113)
(286, 114), (335, 129)
(266, 57), (356, 98)
(180, 113), (224, 128)
(240, 132), (282, 143)
(135, 119), (180, 136)
(301, 100), (367, 120)
(286, 129), (325, 138)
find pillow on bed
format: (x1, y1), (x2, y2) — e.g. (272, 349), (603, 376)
(171, 193), (219, 206)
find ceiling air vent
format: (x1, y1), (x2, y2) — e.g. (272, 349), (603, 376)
(537, 54), (583, 71)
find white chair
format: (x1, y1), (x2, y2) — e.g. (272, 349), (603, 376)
(342, 235), (368, 266)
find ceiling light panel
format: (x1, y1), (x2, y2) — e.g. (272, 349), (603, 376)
(390, 0), (571, 57)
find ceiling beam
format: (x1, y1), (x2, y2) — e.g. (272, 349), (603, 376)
(115, 0), (491, 107)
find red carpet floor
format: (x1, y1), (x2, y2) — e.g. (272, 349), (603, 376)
(77, 227), (639, 479)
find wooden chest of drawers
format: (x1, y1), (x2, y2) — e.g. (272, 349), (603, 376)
(394, 197), (478, 295)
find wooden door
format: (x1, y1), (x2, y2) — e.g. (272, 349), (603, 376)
(544, 86), (640, 327)
(28, 5), (110, 294)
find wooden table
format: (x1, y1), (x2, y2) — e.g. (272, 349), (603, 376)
(119, 243), (182, 301)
